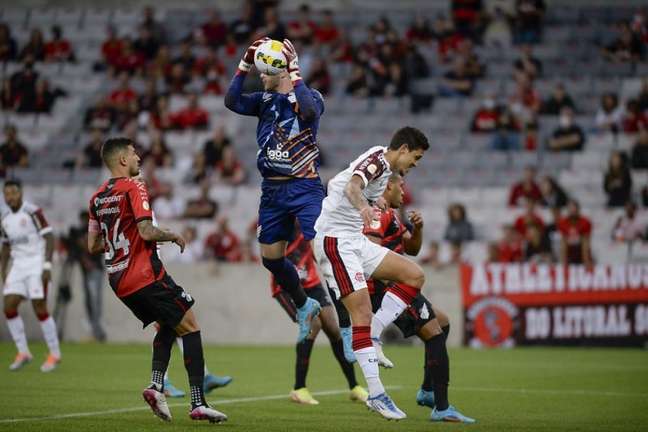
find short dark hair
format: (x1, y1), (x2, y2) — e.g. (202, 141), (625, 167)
(101, 137), (133, 168)
(4, 179), (22, 189)
(389, 126), (429, 151)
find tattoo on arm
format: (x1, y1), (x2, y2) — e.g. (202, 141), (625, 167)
(344, 175), (370, 212)
(137, 219), (176, 242)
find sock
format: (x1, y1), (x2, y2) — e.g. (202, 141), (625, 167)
(424, 330), (450, 410)
(371, 291), (407, 340)
(388, 283), (419, 305)
(182, 331), (207, 409)
(37, 314), (61, 358)
(294, 338), (315, 389)
(176, 336), (210, 375)
(330, 338), (358, 389)
(422, 325), (449, 392)
(6, 313), (31, 355)
(152, 326), (176, 390)
(328, 287), (351, 327)
(353, 326), (384, 397)
(262, 257), (307, 307)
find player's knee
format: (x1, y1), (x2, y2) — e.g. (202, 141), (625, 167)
(419, 319), (443, 341)
(4, 307), (18, 319)
(262, 256), (289, 275)
(434, 308), (449, 327)
(31, 300), (48, 316)
(405, 266), (425, 289)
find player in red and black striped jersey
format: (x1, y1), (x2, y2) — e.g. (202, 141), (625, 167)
(87, 137), (227, 424)
(270, 223), (367, 405)
(363, 173), (475, 424)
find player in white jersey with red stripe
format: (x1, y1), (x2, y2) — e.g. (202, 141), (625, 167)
(1, 179), (61, 372)
(313, 127), (429, 420)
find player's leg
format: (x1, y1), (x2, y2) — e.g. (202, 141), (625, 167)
(317, 304), (367, 402)
(326, 285), (355, 363)
(173, 336), (233, 395)
(29, 275), (61, 372)
(4, 291), (32, 370)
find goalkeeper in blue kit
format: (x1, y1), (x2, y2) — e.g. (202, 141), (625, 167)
(225, 38), (325, 342)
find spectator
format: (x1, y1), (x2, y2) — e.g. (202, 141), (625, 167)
(509, 72), (541, 120)
(345, 62), (369, 97)
(186, 152), (210, 185)
(557, 200), (593, 266)
(514, 0), (546, 44)
(433, 15), (464, 63)
(457, 39), (485, 79)
(523, 120), (539, 150)
(100, 26), (124, 72)
(1, 78), (15, 110)
(19, 29), (46, 61)
(44, 25), (75, 62)
(108, 73), (137, 112)
(152, 185), (185, 219)
(483, 6), (513, 48)
(523, 224), (553, 263)
(439, 56), (475, 97)
(17, 78), (63, 113)
(306, 58), (331, 95)
(257, 7), (286, 41)
(444, 203), (475, 261)
(114, 38), (146, 75)
(142, 130), (173, 167)
(540, 83), (575, 115)
(0, 22), (17, 61)
(315, 10), (341, 45)
(140, 6), (166, 44)
(547, 107), (585, 152)
(451, 0), (484, 40)
(631, 129), (648, 169)
(544, 205), (563, 255)
(287, 4), (317, 45)
(603, 150), (633, 208)
(183, 181), (218, 219)
(77, 128), (104, 168)
(172, 93), (209, 130)
(638, 78), (648, 112)
(330, 31), (353, 63)
(204, 217), (243, 262)
(509, 165), (542, 206)
(199, 9), (228, 48)
(603, 21), (644, 63)
(203, 126), (231, 167)
(595, 92), (624, 133)
(420, 240), (443, 269)
(165, 226), (203, 263)
(230, 1), (254, 44)
(148, 44), (172, 80)
(215, 146), (246, 186)
(0, 125), (29, 170)
(514, 44), (542, 80)
(496, 224), (523, 262)
(84, 98), (116, 131)
(539, 175), (568, 208)
(513, 198), (544, 238)
(490, 106), (521, 151)
(138, 79), (159, 113)
(165, 63), (190, 94)
(612, 201), (644, 244)
(10, 59), (39, 105)
(140, 157), (170, 203)
(406, 16), (433, 43)
(622, 99), (648, 133)
(173, 40), (196, 71)
(471, 96), (499, 132)
(133, 27), (159, 61)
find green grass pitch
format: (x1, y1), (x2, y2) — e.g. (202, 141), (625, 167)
(0, 342), (647, 431)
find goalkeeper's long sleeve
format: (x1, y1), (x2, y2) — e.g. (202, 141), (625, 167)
(293, 81), (318, 123)
(224, 71), (261, 116)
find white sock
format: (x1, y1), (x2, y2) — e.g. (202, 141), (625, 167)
(7, 315), (31, 355)
(177, 336), (209, 374)
(371, 292), (407, 340)
(355, 346), (385, 397)
(39, 317), (61, 358)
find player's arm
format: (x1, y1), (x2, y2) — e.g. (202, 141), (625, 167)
(30, 208), (54, 281)
(282, 39), (320, 122)
(345, 175), (374, 227)
(0, 242), (9, 284)
(136, 220), (185, 252)
(87, 208), (105, 254)
(224, 38), (267, 116)
(403, 211), (423, 256)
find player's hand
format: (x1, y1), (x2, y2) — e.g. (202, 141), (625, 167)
(282, 39), (301, 82)
(360, 206), (375, 228)
(408, 210), (424, 230)
(239, 37), (269, 73)
(374, 196), (388, 211)
(172, 233), (186, 253)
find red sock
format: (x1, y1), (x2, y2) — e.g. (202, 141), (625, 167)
(352, 326), (372, 351)
(36, 312), (49, 321)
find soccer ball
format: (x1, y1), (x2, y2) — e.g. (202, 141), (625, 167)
(254, 39), (287, 75)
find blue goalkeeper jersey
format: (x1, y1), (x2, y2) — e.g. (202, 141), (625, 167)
(225, 78), (324, 179)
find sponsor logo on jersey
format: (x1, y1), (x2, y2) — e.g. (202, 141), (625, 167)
(94, 195), (122, 206)
(266, 148), (290, 161)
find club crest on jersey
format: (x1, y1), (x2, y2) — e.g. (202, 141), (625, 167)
(355, 272), (365, 283)
(143, 201), (150, 211)
(367, 164), (377, 175)
(370, 219), (381, 229)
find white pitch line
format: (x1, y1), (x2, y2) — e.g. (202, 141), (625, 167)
(452, 385), (648, 398)
(0, 386), (402, 424)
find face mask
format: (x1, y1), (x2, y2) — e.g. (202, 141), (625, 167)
(559, 115), (571, 128)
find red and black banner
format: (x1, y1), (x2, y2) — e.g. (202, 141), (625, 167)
(460, 263), (648, 347)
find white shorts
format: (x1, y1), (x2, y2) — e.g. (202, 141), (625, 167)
(313, 234), (389, 299)
(3, 273), (46, 299)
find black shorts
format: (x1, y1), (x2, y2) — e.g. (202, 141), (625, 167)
(370, 281), (435, 339)
(274, 284), (331, 323)
(120, 274), (195, 329)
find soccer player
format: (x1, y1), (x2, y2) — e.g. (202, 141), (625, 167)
(225, 37), (324, 343)
(1, 179), (61, 372)
(313, 126), (429, 420)
(364, 173), (475, 423)
(87, 137), (226, 423)
(271, 222), (367, 405)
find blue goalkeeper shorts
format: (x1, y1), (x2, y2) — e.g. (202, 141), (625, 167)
(258, 178), (325, 244)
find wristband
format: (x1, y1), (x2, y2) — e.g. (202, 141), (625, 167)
(43, 262), (52, 271)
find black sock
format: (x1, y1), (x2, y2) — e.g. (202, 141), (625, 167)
(328, 287), (351, 328)
(330, 338), (358, 389)
(424, 330), (450, 411)
(152, 325), (175, 391)
(422, 324), (450, 392)
(294, 338), (315, 389)
(263, 257), (307, 307)
(182, 331), (207, 409)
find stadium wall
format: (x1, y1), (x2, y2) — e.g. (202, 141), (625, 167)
(0, 264), (463, 347)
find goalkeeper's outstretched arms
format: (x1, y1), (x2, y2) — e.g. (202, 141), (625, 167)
(224, 38), (267, 115)
(282, 38), (321, 122)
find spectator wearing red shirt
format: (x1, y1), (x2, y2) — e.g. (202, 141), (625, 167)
(471, 97), (499, 132)
(406, 16), (433, 43)
(44, 25), (74, 62)
(215, 146), (246, 186)
(172, 94), (209, 130)
(315, 10), (340, 45)
(150, 96), (174, 131)
(108, 73), (137, 111)
(558, 200), (592, 266)
(306, 59), (331, 95)
(509, 72), (541, 119)
(199, 9), (228, 48)
(433, 15), (464, 63)
(114, 38), (145, 75)
(496, 224), (523, 262)
(622, 99), (648, 133)
(513, 199), (544, 238)
(509, 165), (543, 206)
(101, 26), (124, 71)
(452, 0), (483, 40)
(204, 217), (242, 262)
(287, 4), (317, 45)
